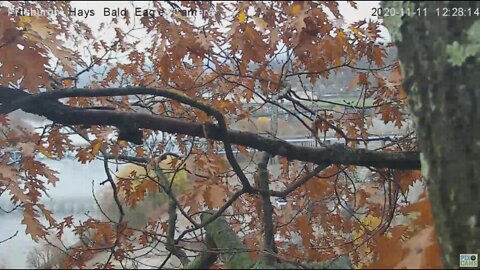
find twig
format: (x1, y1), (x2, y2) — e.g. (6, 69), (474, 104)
(267, 163), (331, 198)
(0, 230), (18, 244)
(155, 165), (190, 267)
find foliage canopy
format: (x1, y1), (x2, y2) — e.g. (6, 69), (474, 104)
(0, 1), (443, 269)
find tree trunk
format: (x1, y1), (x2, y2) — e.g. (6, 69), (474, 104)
(192, 212), (352, 269)
(382, 1), (480, 268)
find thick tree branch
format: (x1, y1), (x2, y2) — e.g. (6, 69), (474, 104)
(200, 212), (255, 269)
(257, 153), (277, 265)
(185, 235), (218, 269)
(198, 211), (353, 269)
(0, 86), (255, 191)
(0, 86), (420, 169)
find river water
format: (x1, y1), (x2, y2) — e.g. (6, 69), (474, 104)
(0, 158), (107, 269)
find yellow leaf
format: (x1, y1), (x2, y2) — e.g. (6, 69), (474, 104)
(18, 16), (53, 41)
(91, 141), (102, 156)
(157, 155), (190, 193)
(37, 145), (52, 158)
(362, 214), (382, 231)
(18, 16), (33, 28)
(354, 214), (382, 243)
(62, 78), (74, 88)
(238, 11), (247, 23)
(349, 26), (365, 41)
(116, 155), (191, 194)
(256, 116), (270, 124)
(291, 4), (302, 15)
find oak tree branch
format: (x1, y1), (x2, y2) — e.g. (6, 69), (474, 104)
(0, 86), (420, 169)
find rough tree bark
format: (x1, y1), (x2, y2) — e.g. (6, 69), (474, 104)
(383, 1), (480, 268)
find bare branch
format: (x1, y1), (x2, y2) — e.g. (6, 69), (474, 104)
(0, 230), (18, 244)
(268, 163), (331, 198)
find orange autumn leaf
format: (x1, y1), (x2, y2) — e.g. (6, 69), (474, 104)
(204, 184), (226, 209)
(0, 2), (446, 268)
(394, 170), (423, 193)
(395, 226), (442, 269)
(400, 196), (435, 227)
(22, 203), (47, 242)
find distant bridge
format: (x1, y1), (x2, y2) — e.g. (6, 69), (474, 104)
(216, 134), (410, 153)
(1, 134), (410, 164)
